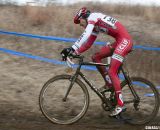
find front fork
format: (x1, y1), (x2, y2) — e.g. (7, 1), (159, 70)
(62, 73), (78, 102)
(63, 62), (83, 101)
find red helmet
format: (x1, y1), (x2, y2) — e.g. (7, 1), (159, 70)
(74, 7), (90, 24)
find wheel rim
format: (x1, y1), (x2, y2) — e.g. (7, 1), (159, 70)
(39, 76), (89, 124)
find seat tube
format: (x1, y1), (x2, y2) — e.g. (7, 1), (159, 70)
(121, 67), (140, 100)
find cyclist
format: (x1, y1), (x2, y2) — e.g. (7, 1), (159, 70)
(61, 7), (133, 117)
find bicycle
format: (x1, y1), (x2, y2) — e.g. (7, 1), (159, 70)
(39, 54), (160, 125)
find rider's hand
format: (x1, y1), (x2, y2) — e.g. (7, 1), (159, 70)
(60, 47), (75, 61)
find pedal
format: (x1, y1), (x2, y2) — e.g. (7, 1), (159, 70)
(108, 113), (121, 119)
(109, 110), (132, 122)
(118, 113), (132, 122)
(122, 107), (127, 112)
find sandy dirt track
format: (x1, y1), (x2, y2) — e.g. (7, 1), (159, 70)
(0, 51), (159, 130)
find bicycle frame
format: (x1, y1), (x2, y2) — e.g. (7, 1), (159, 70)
(67, 56), (140, 107)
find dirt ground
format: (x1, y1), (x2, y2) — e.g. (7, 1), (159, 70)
(0, 49), (159, 130)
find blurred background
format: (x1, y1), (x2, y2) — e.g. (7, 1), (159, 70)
(0, 0), (159, 130)
(1, 0), (160, 6)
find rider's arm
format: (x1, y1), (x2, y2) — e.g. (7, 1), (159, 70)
(75, 32), (98, 54)
(72, 24), (95, 53)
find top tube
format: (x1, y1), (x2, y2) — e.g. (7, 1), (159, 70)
(68, 54), (110, 67)
(82, 62), (109, 67)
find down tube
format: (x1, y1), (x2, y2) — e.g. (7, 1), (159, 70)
(78, 71), (104, 99)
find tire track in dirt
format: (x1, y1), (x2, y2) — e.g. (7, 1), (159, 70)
(0, 103), (145, 130)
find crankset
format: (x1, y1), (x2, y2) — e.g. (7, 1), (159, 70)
(101, 103), (111, 111)
(101, 90), (117, 111)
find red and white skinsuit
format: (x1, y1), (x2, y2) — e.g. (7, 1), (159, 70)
(72, 13), (133, 107)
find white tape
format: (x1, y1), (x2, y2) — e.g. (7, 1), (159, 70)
(66, 57), (74, 68)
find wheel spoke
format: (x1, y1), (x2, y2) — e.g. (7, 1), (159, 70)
(39, 75), (89, 124)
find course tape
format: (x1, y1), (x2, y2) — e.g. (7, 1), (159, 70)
(0, 30), (104, 45)
(0, 47), (159, 95)
(0, 30), (160, 51)
(0, 47), (98, 71)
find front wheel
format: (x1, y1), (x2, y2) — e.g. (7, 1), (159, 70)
(39, 75), (90, 125)
(121, 77), (160, 125)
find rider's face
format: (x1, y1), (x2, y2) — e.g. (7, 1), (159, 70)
(80, 19), (87, 28)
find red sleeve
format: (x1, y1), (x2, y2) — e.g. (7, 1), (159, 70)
(75, 34), (97, 54)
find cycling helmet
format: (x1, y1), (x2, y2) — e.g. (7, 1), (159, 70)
(74, 7), (91, 24)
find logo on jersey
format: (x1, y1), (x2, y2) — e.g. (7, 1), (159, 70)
(116, 39), (129, 53)
(77, 31), (86, 43)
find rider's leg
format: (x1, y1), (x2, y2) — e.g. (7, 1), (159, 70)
(92, 44), (115, 88)
(108, 38), (133, 116)
(108, 58), (124, 106)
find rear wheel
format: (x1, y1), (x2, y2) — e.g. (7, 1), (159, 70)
(39, 75), (90, 124)
(121, 77), (160, 125)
